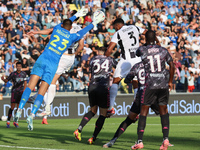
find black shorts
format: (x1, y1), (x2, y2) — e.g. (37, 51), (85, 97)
(88, 84), (110, 109)
(130, 89), (160, 115)
(141, 88), (169, 106)
(11, 91), (23, 104)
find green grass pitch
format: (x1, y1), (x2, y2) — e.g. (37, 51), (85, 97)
(0, 116), (199, 150)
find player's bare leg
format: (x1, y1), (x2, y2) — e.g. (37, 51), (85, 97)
(88, 107), (107, 144)
(104, 111), (139, 148)
(14, 75), (40, 124)
(131, 105), (149, 149)
(107, 77), (121, 117)
(159, 105), (170, 150)
(27, 81), (49, 131)
(74, 106), (97, 141)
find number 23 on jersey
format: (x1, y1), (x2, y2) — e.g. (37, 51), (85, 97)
(50, 35), (69, 51)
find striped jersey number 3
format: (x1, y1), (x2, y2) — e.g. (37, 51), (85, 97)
(128, 31), (137, 58)
(93, 59), (109, 73)
(50, 35), (69, 51)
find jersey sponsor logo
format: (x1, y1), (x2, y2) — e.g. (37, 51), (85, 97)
(93, 74), (107, 79)
(49, 46), (61, 55)
(16, 77), (25, 82)
(22, 98), (26, 101)
(149, 73), (165, 78)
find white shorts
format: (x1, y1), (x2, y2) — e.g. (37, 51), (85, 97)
(56, 54), (75, 75)
(113, 57), (141, 78)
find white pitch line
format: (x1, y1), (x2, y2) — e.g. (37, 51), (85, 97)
(0, 145), (67, 150)
(44, 123), (200, 127)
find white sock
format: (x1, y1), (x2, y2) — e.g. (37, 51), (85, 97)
(46, 84), (56, 106)
(43, 93), (49, 119)
(43, 92), (48, 106)
(134, 88), (138, 99)
(109, 84), (118, 110)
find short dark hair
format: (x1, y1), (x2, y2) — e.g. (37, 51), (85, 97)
(98, 47), (107, 52)
(145, 30), (156, 43)
(63, 19), (73, 29)
(113, 18), (124, 25)
(16, 62), (22, 65)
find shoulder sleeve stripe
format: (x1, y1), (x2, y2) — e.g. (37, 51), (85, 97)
(117, 33), (126, 59)
(135, 26), (140, 33)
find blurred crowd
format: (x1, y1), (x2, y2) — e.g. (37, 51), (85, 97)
(0, 0), (199, 95)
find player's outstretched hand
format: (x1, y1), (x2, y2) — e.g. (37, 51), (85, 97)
(92, 10), (105, 26)
(75, 8), (88, 18)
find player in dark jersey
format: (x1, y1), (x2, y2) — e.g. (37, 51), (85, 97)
(103, 61), (160, 148)
(131, 30), (174, 150)
(1, 62), (27, 128)
(74, 47), (117, 144)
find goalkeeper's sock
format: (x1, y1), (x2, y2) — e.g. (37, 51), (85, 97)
(31, 94), (44, 115)
(19, 87), (32, 109)
(78, 111), (95, 132)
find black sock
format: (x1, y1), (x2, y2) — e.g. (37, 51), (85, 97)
(112, 117), (134, 142)
(137, 115), (147, 143)
(92, 115), (106, 141)
(160, 113), (169, 140)
(7, 108), (13, 121)
(78, 111), (95, 132)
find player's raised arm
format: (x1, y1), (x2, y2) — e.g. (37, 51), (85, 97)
(27, 28), (53, 36)
(74, 10), (105, 42)
(75, 39), (84, 56)
(105, 42), (116, 57)
(69, 8), (88, 22)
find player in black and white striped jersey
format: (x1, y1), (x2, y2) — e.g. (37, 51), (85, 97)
(105, 18), (149, 117)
